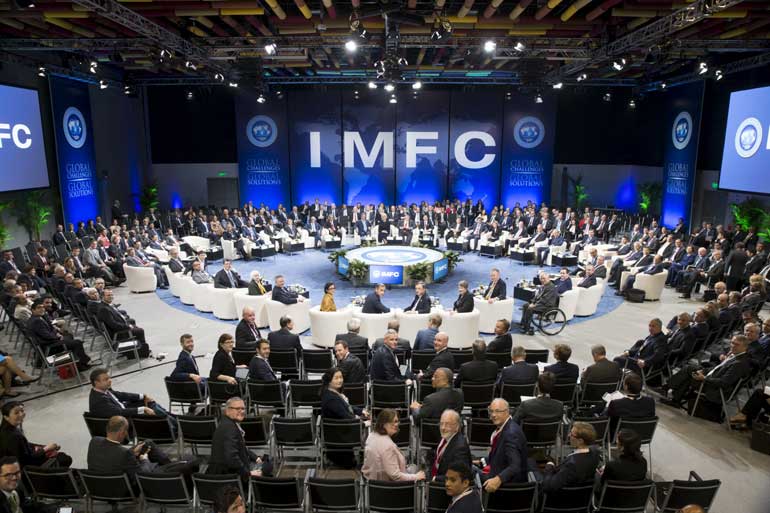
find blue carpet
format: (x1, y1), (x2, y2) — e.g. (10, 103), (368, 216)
(156, 246), (624, 331)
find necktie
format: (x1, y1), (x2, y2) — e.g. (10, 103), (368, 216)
(190, 353), (199, 373)
(107, 390), (125, 408)
(432, 437), (448, 477)
(486, 283), (494, 300)
(257, 280), (266, 295)
(8, 491), (19, 513)
(227, 271), (236, 288)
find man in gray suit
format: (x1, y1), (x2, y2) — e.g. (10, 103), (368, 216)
(409, 367), (464, 422)
(84, 239), (120, 285)
(512, 372), (563, 424)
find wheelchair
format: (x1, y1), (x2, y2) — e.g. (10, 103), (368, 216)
(532, 306), (568, 336)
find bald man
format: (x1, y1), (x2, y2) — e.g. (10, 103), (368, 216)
(421, 332), (455, 378)
(410, 368), (464, 422)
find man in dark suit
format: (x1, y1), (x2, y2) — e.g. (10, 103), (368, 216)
(724, 242), (749, 291)
(235, 307), (262, 350)
(544, 344), (579, 382)
(414, 314), (442, 351)
(577, 264), (598, 289)
(89, 368), (171, 419)
(602, 372), (655, 435)
(362, 283), (390, 314)
(482, 268), (507, 302)
(455, 339), (499, 387)
(97, 289), (150, 357)
(483, 398), (529, 491)
(428, 410), (472, 482)
(410, 367), (464, 421)
(519, 272), (559, 336)
(680, 250), (724, 299)
(207, 397), (261, 480)
(267, 316), (303, 377)
(512, 372), (563, 423)
(498, 346), (538, 384)
(369, 330), (407, 382)
(169, 333), (205, 385)
(486, 319), (513, 354)
(445, 463), (483, 513)
(334, 340), (366, 384)
(335, 318), (369, 350)
(247, 340), (280, 382)
(403, 281), (432, 314)
(27, 299), (91, 370)
(214, 260), (248, 289)
(0, 251), (20, 277)
(0, 456), (45, 513)
(666, 312), (697, 364)
(420, 332), (455, 378)
(613, 318), (668, 375)
(271, 275), (307, 305)
(620, 255), (665, 293)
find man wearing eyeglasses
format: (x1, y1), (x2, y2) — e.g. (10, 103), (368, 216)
(0, 456), (31, 513)
(208, 397), (262, 482)
(480, 398), (528, 493)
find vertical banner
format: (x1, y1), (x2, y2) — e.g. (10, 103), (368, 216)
(342, 90), (396, 205)
(500, 92), (557, 208)
(448, 90), (503, 205)
(289, 90), (342, 204)
(235, 93), (290, 208)
(395, 90), (450, 204)
(49, 76), (100, 225)
(661, 82), (704, 228)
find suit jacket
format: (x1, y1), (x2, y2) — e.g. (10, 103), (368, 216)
(235, 320), (262, 348)
(703, 351), (753, 403)
(512, 396), (564, 423)
(247, 356), (278, 381)
(541, 449), (601, 493)
(87, 436), (155, 483)
(208, 416), (256, 478)
(544, 361), (579, 382)
(724, 249), (748, 278)
(168, 258), (186, 273)
(499, 361), (538, 384)
(404, 294), (432, 314)
(581, 358), (622, 384)
(429, 433), (472, 481)
(414, 386), (464, 421)
(88, 388), (143, 418)
(335, 332), (369, 350)
(370, 346), (403, 382)
(268, 328), (303, 355)
(214, 269), (246, 289)
(667, 326), (696, 360)
(97, 303), (131, 336)
(487, 334), (512, 354)
(627, 333), (668, 369)
(606, 395), (656, 420)
(533, 282), (559, 309)
(209, 349), (236, 379)
(485, 280), (507, 300)
(337, 353), (367, 384)
(170, 349), (200, 380)
(425, 349), (456, 377)
(362, 293), (390, 314)
(577, 275), (597, 288)
(27, 315), (59, 346)
(247, 280), (272, 296)
(414, 327), (438, 351)
(453, 292), (474, 313)
(272, 286), (300, 305)
(555, 278), (573, 295)
(446, 490), (483, 513)
(320, 389), (359, 419)
(488, 417), (528, 484)
(455, 359), (499, 387)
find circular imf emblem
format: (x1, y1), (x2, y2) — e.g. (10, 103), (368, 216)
(246, 115), (277, 148)
(62, 107), (87, 149)
(734, 117), (763, 159)
(671, 111), (692, 150)
(513, 116), (545, 149)
(361, 249), (426, 264)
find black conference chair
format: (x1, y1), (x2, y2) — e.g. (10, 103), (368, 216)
(483, 482), (538, 513)
(593, 479), (655, 513)
(193, 474), (246, 511)
(136, 472), (193, 510)
(306, 471), (361, 513)
(367, 479), (421, 513)
(540, 481), (595, 513)
(655, 471), (721, 512)
(251, 476), (305, 513)
(79, 471), (139, 513)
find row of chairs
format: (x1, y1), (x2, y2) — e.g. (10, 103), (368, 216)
(22, 464), (720, 513)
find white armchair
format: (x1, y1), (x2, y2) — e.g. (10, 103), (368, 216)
(545, 243), (567, 266)
(122, 264), (157, 293)
(559, 289), (580, 321)
(222, 239), (241, 261)
(635, 271), (667, 301)
(210, 287), (238, 319)
(192, 283), (216, 312)
(395, 310), (436, 346)
(265, 299), (311, 334)
(352, 310), (396, 343)
(145, 247), (169, 263)
(474, 297), (514, 333)
(182, 236), (211, 252)
(233, 289), (270, 328)
(574, 284), (602, 317)
(309, 306), (354, 348)
(163, 266), (181, 297)
(177, 275), (196, 305)
(439, 310), (479, 348)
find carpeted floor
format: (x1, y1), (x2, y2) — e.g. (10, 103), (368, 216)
(156, 245), (624, 332)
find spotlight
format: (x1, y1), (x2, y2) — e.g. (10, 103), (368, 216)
(384, 83), (395, 92)
(257, 94), (266, 104)
(214, 73), (225, 82)
(612, 58), (626, 71)
(534, 93), (543, 104)
(603, 92), (612, 102)
(576, 73), (587, 82)
(37, 66), (46, 77)
(99, 80), (107, 90)
(13, 0), (35, 8)
(483, 40), (496, 53)
(345, 39), (358, 53)
(552, 82), (563, 90)
(660, 82), (667, 90)
(185, 61), (197, 70)
(89, 61), (98, 74)
(159, 49), (172, 59)
(368, 81), (377, 89)
(715, 69), (723, 80)
(628, 99), (636, 109)
(389, 96), (397, 104)
(264, 43), (277, 55)
(514, 41), (525, 52)
(186, 90), (194, 101)
(698, 61), (708, 75)
(228, 82), (239, 88)
(412, 80), (422, 90)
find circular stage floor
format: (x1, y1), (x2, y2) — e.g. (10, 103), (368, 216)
(345, 246), (445, 266)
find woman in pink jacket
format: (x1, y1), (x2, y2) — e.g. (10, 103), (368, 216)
(361, 409), (426, 482)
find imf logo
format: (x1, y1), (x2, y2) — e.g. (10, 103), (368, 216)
(734, 117), (763, 158)
(62, 107), (87, 149)
(246, 115), (277, 148)
(671, 111), (693, 150)
(513, 116), (545, 149)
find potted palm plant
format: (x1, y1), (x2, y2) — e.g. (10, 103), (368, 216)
(13, 191), (52, 242)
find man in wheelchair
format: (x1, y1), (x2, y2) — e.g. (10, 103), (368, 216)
(518, 271), (559, 336)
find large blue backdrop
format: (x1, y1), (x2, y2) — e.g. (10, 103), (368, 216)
(235, 89), (557, 208)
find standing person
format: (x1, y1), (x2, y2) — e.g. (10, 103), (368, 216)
(361, 409), (425, 482)
(482, 398), (528, 492)
(445, 463), (483, 513)
(429, 410), (472, 482)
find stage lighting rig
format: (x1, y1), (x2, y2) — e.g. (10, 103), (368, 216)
(185, 61), (197, 71)
(715, 69), (723, 80)
(430, 15), (452, 41)
(514, 41), (525, 52)
(612, 58), (626, 71)
(264, 42), (277, 55)
(37, 66), (46, 77)
(576, 73), (587, 82)
(368, 81), (378, 89)
(628, 98), (636, 109)
(552, 82), (563, 89)
(99, 80), (108, 90)
(89, 61), (98, 74)
(412, 80), (422, 90)
(257, 93), (266, 104)
(345, 39), (358, 53)
(698, 61), (708, 75)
